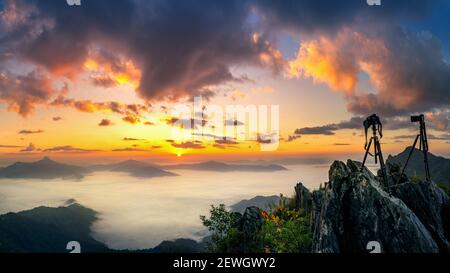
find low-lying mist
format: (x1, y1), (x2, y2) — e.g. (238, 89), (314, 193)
(0, 163), (377, 249)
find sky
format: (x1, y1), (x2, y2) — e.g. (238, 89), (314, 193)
(0, 0), (449, 164)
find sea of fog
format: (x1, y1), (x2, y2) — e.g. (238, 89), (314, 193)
(0, 163), (378, 250)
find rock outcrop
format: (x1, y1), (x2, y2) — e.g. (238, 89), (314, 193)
(296, 160), (450, 253)
(390, 181), (450, 252)
(295, 183), (312, 214)
(236, 207), (263, 252)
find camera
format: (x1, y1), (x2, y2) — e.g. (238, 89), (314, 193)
(411, 114), (425, 123)
(365, 114), (382, 127)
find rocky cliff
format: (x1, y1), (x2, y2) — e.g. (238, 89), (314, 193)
(296, 160), (450, 253)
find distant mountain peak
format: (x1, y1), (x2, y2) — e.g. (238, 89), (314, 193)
(38, 156), (55, 163)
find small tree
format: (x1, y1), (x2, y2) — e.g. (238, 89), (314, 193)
(200, 204), (241, 252)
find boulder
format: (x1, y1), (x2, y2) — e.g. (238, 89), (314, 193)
(391, 181), (450, 252)
(311, 160), (440, 253)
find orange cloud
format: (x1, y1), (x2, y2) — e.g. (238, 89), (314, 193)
(287, 30), (376, 95)
(83, 54), (142, 89)
(286, 28), (450, 117)
(252, 32), (285, 73)
(51, 96), (149, 116)
(0, 70), (56, 117)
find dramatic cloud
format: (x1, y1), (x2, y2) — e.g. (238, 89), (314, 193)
(1, 0), (448, 134)
(18, 129), (44, 135)
(289, 27), (450, 117)
(0, 0), (284, 110)
(0, 70), (55, 116)
(253, 0), (440, 34)
(83, 50), (141, 89)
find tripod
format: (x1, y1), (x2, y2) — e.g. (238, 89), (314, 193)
(361, 114), (389, 189)
(401, 114), (431, 182)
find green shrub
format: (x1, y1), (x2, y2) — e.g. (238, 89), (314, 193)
(260, 204), (312, 253)
(200, 198), (313, 253)
(200, 204), (241, 252)
(438, 183), (450, 197)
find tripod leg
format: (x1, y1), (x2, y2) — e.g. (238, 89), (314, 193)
(375, 139), (389, 190)
(361, 138), (373, 171)
(401, 135), (420, 177)
(421, 134), (431, 181)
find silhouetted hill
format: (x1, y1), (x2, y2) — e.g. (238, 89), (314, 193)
(0, 157), (88, 180)
(387, 147), (450, 184)
(0, 204), (109, 253)
(164, 161), (287, 172)
(231, 195), (281, 213)
(146, 238), (205, 253)
(89, 159), (177, 178)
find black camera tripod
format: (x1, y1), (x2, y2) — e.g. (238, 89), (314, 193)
(361, 114), (389, 188)
(401, 114), (431, 182)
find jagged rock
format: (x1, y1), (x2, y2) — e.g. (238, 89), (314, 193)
(295, 182), (312, 214)
(311, 160), (440, 253)
(232, 206), (263, 253)
(391, 181), (450, 252)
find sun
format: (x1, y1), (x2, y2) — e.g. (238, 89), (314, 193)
(177, 152), (182, 158)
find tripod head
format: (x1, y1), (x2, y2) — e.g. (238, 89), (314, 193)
(361, 113), (389, 190)
(410, 114), (428, 151)
(363, 114), (383, 149)
(401, 114), (431, 182)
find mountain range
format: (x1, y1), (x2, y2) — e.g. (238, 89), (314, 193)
(0, 158), (288, 180)
(387, 147), (450, 184)
(0, 203), (205, 253)
(230, 195), (281, 213)
(162, 160), (287, 172)
(89, 159), (177, 178)
(0, 157), (89, 180)
(0, 204), (109, 252)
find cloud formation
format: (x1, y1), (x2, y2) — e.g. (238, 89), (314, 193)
(20, 143), (39, 152)
(171, 141), (205, 149)
(0, 144), (22, 148)
(43, 146), (100, 153)
(295, 117), (364, 136)
(98, 119), (114, 127)
(0, 70), (55, 117)
(0, 0), (284, 113)
(18, 129), (44, 135)
(51, 96), (149, 116)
